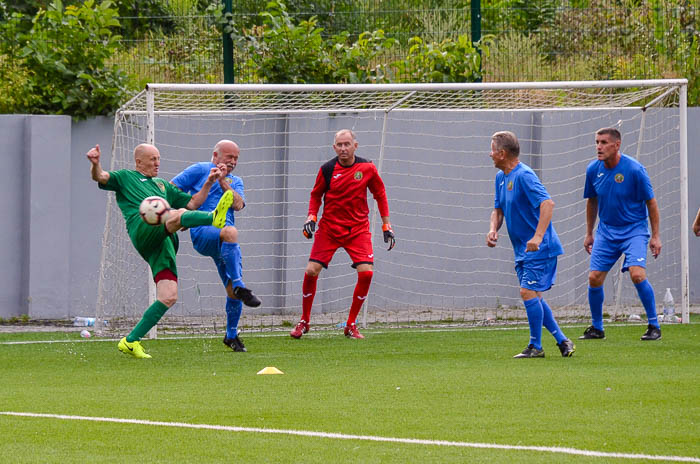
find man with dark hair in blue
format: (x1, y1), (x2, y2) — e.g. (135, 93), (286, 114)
(172, 139), (261, 352)
(487, 131), (575, 358)
(580, 128), (662, 341)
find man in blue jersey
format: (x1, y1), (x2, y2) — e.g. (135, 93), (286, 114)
(580, 128), (662, 341)
(172, 139), (261, 352)
(486, 131), (575, 358)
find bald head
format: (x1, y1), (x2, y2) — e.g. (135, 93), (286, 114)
(134, 143), (159, 161)
(134, 143), (160, 177)
(213, 140), (239, 158)
(213, 139), (240, 174)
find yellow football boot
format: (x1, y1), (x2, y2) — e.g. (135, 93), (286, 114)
(118, 337), (152, 359)
(212, 190), (233, 229)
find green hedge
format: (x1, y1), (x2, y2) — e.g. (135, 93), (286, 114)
(0, 0), (132, 119)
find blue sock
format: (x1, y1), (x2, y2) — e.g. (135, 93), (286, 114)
(634, 279), (659, 328)
(540, 298), (567, 344)
(221, 242), (244, 288)
(225, 297), (243, 339)
(524, 298), (544, 350)
(588, 286), (605, 331)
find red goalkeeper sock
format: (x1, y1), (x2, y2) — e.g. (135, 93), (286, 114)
(301, 273), (318, 323)
(347, 270), (373, 326)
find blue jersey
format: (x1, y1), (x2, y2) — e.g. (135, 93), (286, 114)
(494, 162), (564, 262)
(583, 153), (654, 240)
(171, 162), (245, 227)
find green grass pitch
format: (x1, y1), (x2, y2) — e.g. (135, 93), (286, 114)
(1, 323), (698, 463)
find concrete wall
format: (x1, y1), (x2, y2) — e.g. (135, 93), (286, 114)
(0, 110), (698, 320)
(688, 108), (700, 303)
(0, 116), (28, 318)
(0, 115), (113, 319)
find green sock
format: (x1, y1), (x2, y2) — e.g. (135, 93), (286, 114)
(180, 210), (213, 228)
(127, 300), (169, 342)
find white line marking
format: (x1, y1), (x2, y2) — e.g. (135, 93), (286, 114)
(2, 322), (698, 345)
(1, 412), (698, 462)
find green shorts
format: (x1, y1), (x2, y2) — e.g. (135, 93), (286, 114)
(128, 221), (180, 280)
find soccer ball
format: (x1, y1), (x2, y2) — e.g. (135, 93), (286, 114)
(139, 196), (171, 225)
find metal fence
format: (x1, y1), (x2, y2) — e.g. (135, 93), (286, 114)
(110, 3), (698, 93)
(1, 2), (697, 102)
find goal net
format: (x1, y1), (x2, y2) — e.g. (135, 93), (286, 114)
(96, 80), (689, 336)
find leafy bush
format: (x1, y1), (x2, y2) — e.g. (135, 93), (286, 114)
(228, 0), (396, 39)
(0, 56), (40, 113)
(233, 1), (333, 83)
(393, 34), (487, 83)
(482, 0), (558, 34)
(0, 0), (132, 119)
(231, 0), (487, 84)
(2, 0), (176, 38)
(329, 30), (397, 83)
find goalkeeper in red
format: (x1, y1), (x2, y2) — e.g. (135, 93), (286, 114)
(290, 129), (395, 340)
(87, 143), (233, 359)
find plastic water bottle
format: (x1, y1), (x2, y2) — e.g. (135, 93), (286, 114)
(662, 288), (675, 323)
(73, 316), (95, 327)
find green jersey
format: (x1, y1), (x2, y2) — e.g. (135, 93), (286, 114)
(99, 169), (193, 278)
(99, 169), (191, 237)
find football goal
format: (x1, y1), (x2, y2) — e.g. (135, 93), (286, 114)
(96, 80), (689, 336)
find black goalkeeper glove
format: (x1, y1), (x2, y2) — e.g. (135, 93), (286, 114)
(382, 223), (395, 251)
(303, 216), (317, 239)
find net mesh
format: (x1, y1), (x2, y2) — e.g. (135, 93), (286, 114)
(97, 81), (686, 336)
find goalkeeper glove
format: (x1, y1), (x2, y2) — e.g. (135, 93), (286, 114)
(382, 223), (395, 251)
(303, 215), (317, 239)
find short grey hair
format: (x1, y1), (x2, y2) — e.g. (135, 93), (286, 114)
(491, 131), (520, 158)
(334, 129), (357, 143)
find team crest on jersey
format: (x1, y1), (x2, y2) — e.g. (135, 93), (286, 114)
(226, 177), (233, 184)
(507, 181), (513, 191)
(615, 173), (624, 183)
(354, 171), (363, 180)
(156, 180), (166, 192)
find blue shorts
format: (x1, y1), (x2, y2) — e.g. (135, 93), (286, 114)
(190, 226), (234, 286)
(590, 234), (648, 273)
(515, 257), (558, 292)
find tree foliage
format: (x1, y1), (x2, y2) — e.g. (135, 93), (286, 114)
(231, 0), (489, 85)
(1, 0), (176, 37)
(233, 1), (332, 84)
(393, 35), (487, 83)
(1, 0), (698, 114)
(0, 0), (132, 118)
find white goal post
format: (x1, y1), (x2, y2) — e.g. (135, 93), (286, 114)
(95, 79), (689, 336)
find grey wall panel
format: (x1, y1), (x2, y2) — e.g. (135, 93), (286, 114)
(688, 108), (700, 302)
(25, 116), (72, 318)
(69, 116), (114, 317)
(0, 116), (27, 318)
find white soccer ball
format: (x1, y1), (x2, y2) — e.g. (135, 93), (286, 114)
(80, 329), (91, 338)
(139, 196), (171, 225)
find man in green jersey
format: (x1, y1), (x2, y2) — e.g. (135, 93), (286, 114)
(87, 143), (233, 359)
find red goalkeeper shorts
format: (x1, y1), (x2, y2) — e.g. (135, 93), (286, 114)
(309, 222), (374, 269)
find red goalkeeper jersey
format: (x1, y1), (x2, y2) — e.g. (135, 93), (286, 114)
(308, 156), (389, 236)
